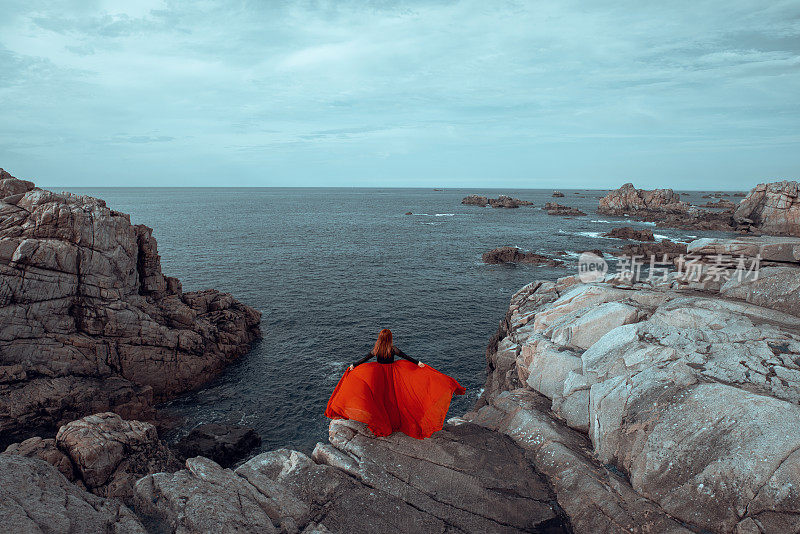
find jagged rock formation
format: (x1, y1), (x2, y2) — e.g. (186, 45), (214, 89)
(482, 246), (564, 266)
(551, 191), (564, 197)
(598, 182), (687, 214)
(472, 248), (800, 532)
(734, 181), (800, 236)
(461, 194), (533, 208)
(134, 419), (566, 533)
(0, 168), (261, 447)
(598, 182), (736, 230)
(543, 202), (586, 216)
(602, 226), (655, 241)
(0, 454), (147, 532)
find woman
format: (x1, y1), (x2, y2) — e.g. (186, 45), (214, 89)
(325, 329), (466, 439)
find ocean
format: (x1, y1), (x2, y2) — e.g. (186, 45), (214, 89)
(57, 186), (737, 454)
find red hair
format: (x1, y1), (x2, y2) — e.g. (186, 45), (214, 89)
(373, 329), (393, 359)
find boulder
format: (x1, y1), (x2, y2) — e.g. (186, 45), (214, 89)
(54, 412), (180, 502)
(720, 266), (800, 316)
(0, 454), (146, 533)
(552, 191), (565, 197)
(602, 226), (655, 241)
(0, 168), (262, 447)
(175, 423), (262, 467)
(482, 246), (564, 266)
(734, 180), (800, 236)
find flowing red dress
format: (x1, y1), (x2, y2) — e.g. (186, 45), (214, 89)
(325, 358), (466, 439)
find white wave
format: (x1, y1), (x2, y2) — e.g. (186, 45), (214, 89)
(558, 229), (606, 239)
(686, 235), (698, 239)
(434, 213), (455, 217)
(590, 219), (612, 223)
(654, 234), (670, 241)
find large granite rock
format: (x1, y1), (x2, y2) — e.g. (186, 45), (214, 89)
(687, 235), (800, 263)
(55, 412), (180, 502)
(734, 180), (800, 236)
(135, 419), (566, 533)
(668, 237), (800, 313)
(461, 390), (691, 534)
(476, 270), (800, 532)
(0, 454), (146, 533)
(0, 168), (261, 447)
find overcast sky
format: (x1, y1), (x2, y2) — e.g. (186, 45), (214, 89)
(1, 0), (798, 188)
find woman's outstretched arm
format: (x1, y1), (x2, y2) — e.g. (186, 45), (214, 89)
(349, 351), (374, 370)
(393, 346), (424, 366)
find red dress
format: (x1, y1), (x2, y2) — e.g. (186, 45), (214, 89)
(325, 356), (466, 439)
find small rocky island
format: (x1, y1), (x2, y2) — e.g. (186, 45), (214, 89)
(3, 171), (800, 533)
(482, 246), (564, 267)
(461, 194), (533, 208)
(543, 202), (586, 216)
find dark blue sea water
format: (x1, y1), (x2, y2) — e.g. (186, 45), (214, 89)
(57, 187), (737, 453)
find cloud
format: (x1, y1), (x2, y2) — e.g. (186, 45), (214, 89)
(0, 0), (798, 187)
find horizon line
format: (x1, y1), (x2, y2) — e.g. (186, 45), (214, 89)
(41, 185), (752, 193)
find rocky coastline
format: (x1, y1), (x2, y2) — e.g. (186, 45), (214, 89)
(0, 169), (261, 448)
(597, 181), (800, 235)
(3, 172), (800, 533)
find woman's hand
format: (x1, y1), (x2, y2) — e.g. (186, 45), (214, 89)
(418, 361), (425, 367)
(348, 364), (354, 371)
